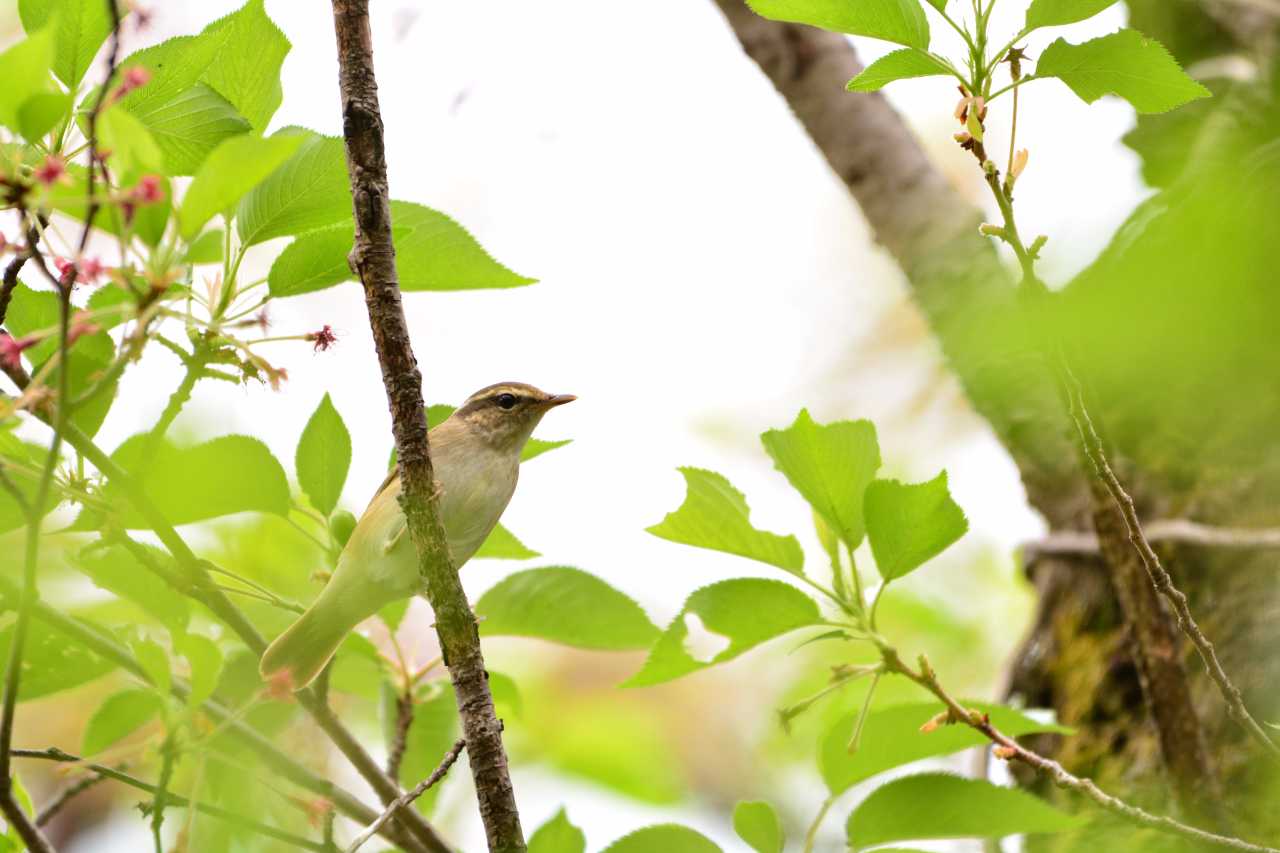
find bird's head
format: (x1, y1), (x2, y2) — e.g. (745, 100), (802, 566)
(451, 382), (575, 454)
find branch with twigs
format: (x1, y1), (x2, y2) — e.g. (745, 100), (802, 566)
(14, 747), (329, 852)
(876, 644), (1280, 853)
(346, 740), (466, 853)
(1023, 518), (1280, 561)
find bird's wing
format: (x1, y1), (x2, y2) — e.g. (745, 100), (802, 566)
(365, 463), (400, 515)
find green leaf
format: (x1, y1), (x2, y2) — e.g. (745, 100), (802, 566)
(864, 472), (967, 582)
(625, 579), (822, 687)
(647, 468), (803, 574)
(74, 544), (191, 631)
(761, 410), (881, 549)
(477, 567), (659, 650)
(105, 434), (291, 526)
(198, 0), (290, 131)
(98, 105), (163, 180)
(523, 437), (572, 462)
(1025, 0), (1119, 30)
(0, 433), (59, 533)
(130, 636), (171, 696)
(268, 201), (535, 297)
(602, 825), (722, 853)
(184, 228), (224, 264)
(82, 688), (162, 756)
(178, 133), (303, 239)
(474, 523), (540, 560)
(296, 393), (352, 516)
(0, 620), (115, 699)
(529, 808), (586, 853)
(847, 49), (951, 92)
(18, 91), (71, 142)
(846, 773), (1084, 848)
(1036, 30), (1211, 115)
(126, 82), (252, 176)
(820, 701), (1072, 795)
(177, 633), (223, 706)
(0, 25), (57, 137)
(733, 801), (783, 853)
(237, 128), (352, 245)
(747, 0), (929, 48)
(19, 0), (115, 88)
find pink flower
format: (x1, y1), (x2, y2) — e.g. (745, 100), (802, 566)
(0, 333), (37, 369)
(33, 155), (68, 186)
(307, 325), (337, 352)
(132, 174), (165, 206)
(112, 66), (151, 100)
(78, 257), (105, 284)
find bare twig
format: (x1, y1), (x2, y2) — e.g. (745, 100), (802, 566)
(878, 646), (1280, 853)
(346, 740), (465, 853)
(328, 2), (525, 850)
(36, 769), (109, 826)
(16, 748), (328, 852)
(386, 690), (414, 782)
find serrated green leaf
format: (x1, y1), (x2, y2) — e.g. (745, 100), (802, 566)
(237, 128), (351, 245)
(130, 636), (171, 696)
(296, 393), (351, 516)
(603, 825), (722, 853)
(130, 83), (252, 176)
(847, 49), (951, 92)
(268, 201), (535, 297)
(198, 0), (290, 131)
(625, 579), (822, 687)
(82, 688), (162, 756)
(1036, 29), (1211, 114)
(1025, 0), (1119, 31)
(179, 133), (303, 239)
(747, 0), (929, 48)
(477, 567), (659, 650)
(75, 544), (191, 631)
(761, 410), (880, 549)
(864, 472), (967, 582)
(0, 620), (115, 699)
(177, 633), (223, 706)
(733, 801), (783, 853)
(19, 0), (115, 89)
(105, 434), (291, 526)
(846, 773), (1083, 848)
(529, 808), (586, 853)
(647, 468), (803, 573)
(474, 523), (540, 560)
(820, 701), (1072, 795)
(0, 25), (57, 137)
(98, 105), (163, 180)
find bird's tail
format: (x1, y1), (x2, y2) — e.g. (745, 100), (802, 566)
(259, 600), (353, 691)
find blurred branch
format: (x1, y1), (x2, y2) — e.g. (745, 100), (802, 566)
(328, 1), (524, 851)
(15, 748), (328, 852)
(36, 769), (109, 826)
(1024, 519), (1280, 560)
(877, 646), (1280, 853)
(0, 570), (431, 852)
(346, 740), (465, 853)
(386, 690), (414, 782)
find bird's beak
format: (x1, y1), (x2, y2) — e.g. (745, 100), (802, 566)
(543, 394), (577, 408)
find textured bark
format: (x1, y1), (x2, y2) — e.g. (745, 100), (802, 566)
(328, 3), (525, 852)
(707, 0), (1267, 829)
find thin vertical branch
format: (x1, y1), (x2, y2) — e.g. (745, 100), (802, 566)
(327, 2), (525, 851)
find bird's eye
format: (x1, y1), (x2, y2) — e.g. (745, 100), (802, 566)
(495, 393), (517, 410)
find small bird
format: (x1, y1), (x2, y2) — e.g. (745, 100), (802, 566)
(260, 382), (575, 689)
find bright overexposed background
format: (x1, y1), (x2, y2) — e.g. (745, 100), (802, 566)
(2, 0), (1151, 849)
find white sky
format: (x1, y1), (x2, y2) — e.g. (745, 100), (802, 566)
(4, 0), (1150, 849)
